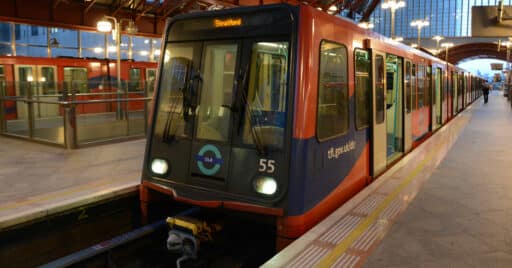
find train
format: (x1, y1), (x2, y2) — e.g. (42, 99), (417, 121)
(0, 56), (157, 120)
(139, 4), (485, 250)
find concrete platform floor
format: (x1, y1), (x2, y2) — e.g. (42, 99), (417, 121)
(364, 91), (512, 267)
(0, 137), (145, 230)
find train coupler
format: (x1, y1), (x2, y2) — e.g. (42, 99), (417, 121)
(166, 216), (222, 267)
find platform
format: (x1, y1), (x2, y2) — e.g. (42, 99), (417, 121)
(264, 91), (512, 267)
(0, 137), (145, 230)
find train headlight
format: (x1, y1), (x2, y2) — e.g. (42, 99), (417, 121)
(253, 177), (278, 195)
(151, 158), (169, 175)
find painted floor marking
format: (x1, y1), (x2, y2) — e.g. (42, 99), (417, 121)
(314, 140), (445, 267)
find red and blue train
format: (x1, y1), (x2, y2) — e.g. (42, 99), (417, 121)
(140, 4), (484, 249)
(0, 56), (157, 119)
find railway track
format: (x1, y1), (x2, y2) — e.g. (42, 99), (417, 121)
(0, 193), (275, 267)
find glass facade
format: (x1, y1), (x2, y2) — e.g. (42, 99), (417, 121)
(0, 21), (160, 61)
(371, 0), (512, 38)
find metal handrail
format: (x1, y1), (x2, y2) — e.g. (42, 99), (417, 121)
(1, 93), (153, 149)
(0, 96), (152, 105)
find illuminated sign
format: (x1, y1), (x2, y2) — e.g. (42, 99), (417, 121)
(214, 18), (242, 28)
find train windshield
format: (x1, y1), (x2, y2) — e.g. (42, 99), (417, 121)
(154, 40), (289, 150)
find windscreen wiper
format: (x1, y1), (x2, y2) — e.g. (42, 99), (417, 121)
(237, 65), (267, 156)
(162, 62), (194, 142)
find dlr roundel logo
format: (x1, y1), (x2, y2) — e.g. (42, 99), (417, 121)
(195, 144), (223, 176)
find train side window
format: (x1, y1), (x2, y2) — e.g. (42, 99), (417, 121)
(146, 68), (157, 96)
(354, 49), (371, 130)
(426, 66), (432, 107)
(375, 55), (385, 124)
(63, 67), (88, 93)
(0, 65), (4, 95)
(317, 40), (348, 141)
(129, 68), (141, 92)
(242, 41), (289, 149)
(405, 61), (411, 113)
(411, 64), (416, 110)
(417, 64), (425, 108)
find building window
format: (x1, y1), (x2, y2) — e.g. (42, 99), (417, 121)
(317, 40), (349, 141)
(132, 37), (150, 61)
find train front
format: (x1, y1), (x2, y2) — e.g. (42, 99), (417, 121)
(141, 5), (297, 218)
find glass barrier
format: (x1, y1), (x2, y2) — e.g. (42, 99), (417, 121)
(0, 80), (152, 148)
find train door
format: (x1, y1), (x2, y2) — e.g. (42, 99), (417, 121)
(372, 51), (387, 176)
(385, 54), (403, 163)
(14, 65), (57, 119)
(433, 67), (442, 130)
(404, 60), (412, 152)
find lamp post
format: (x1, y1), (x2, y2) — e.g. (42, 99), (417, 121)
(382, 0), (406, 39)
(441, 42), (454, 63)
(432, 35), (444, 51)
(410, 19), (429, 48)
(97, 16), (137, 120)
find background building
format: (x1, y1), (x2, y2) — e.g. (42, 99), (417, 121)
(371, 0), (512, 39)
(0, 21), (161, 62)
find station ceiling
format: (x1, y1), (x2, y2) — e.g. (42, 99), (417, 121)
(0, 0), (380, 36)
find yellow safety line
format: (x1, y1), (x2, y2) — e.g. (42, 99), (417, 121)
(314, 141), (446, 267)
(0, 176), (137, 211)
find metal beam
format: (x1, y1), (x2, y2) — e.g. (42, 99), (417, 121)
(199, 0), (238, 8)
(161, 1), (186, 19)
(361, 0), (379, 21)
(84, 0), (98, 14)
(112, 0), (133, 17)
(437, 43), (507, 64)
(181, 0), (197, 13)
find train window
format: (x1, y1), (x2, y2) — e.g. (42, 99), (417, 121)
(146, 69), (157, 95)
(129, 68), (142, 92)
(0, 66), (4, 95)
(242, 41), (289, 149)
(417, 64), (425, 109)
(375, 55), (385, 124)
(40, 67), (57, 95)
(196, 42), (238, 142)
(411, 64), (416, 110)
(63, 67), (88, 93)
(354, 49), (371, 129)
(426, 66), (432, 107)
(156, 43), (201, 139)
(405, 62), (411, 113)
(317, 41), (348, 141)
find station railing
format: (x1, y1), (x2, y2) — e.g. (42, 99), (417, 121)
(0, 81), (154, 149)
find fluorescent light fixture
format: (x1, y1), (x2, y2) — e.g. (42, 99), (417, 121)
(97, 20), (112, 32)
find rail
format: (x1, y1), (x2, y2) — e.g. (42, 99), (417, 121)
(0, 81), (154, 149)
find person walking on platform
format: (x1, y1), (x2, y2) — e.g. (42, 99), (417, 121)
(482, 83), (490, 103)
